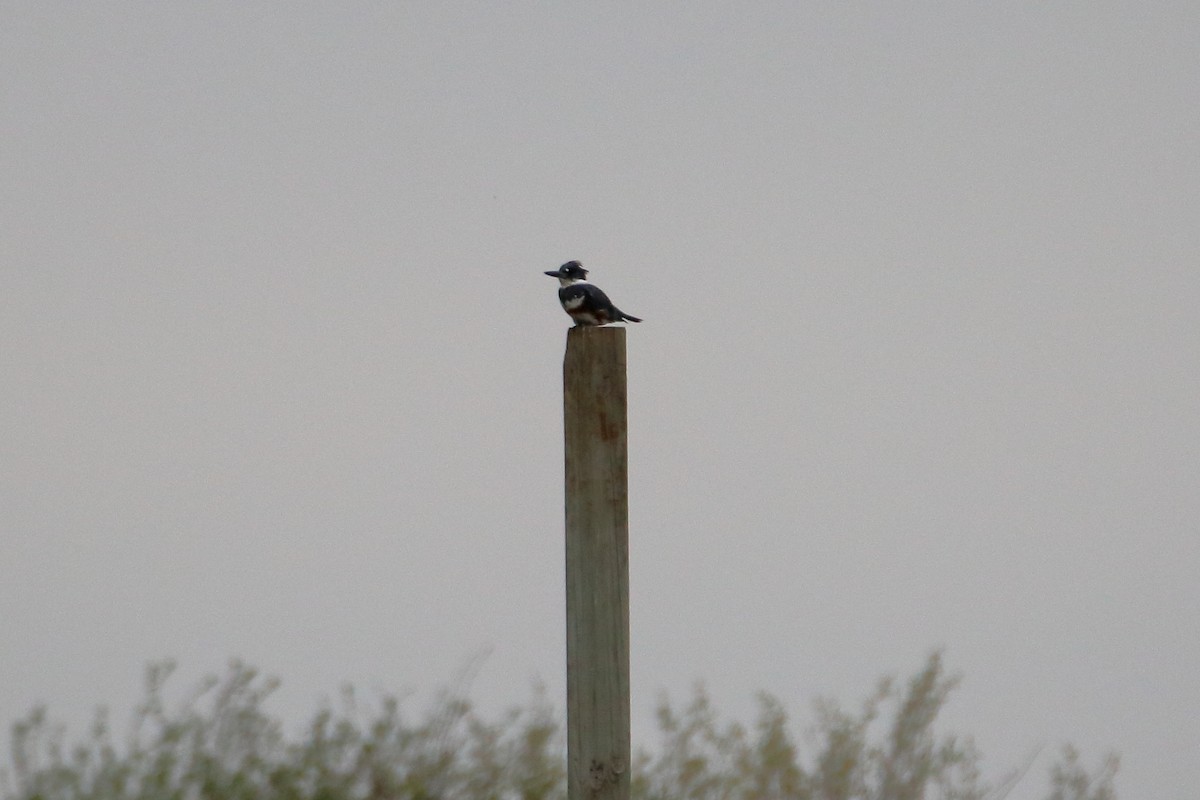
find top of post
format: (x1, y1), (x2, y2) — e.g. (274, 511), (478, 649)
(564, 325), (626, 362)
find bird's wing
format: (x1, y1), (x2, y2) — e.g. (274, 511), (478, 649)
(559, 283), (614, 311)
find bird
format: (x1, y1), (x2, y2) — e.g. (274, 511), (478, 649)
(544, 261), (642, 326)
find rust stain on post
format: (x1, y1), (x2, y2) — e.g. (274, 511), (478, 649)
(563, 326), (630, 800)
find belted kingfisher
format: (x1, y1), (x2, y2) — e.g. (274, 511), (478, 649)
(544, 261), (642, 327)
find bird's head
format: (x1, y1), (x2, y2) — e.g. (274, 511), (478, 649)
(544, 260), (589, 286)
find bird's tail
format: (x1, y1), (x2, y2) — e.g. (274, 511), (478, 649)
(620, 312), (642, 323)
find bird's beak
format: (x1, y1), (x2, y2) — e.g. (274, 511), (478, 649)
(544, 270), (562, 278)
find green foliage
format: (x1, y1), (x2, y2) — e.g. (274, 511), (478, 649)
(1045, 746), (1119, 800)
(636, 652), (989, 800)
(2, 654), (1117, 800)
(3, 661), (562, 800)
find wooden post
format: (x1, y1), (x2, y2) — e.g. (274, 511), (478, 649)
(563, 326), (630, 800)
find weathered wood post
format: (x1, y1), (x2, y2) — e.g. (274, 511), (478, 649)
(563, 326), (631, 800)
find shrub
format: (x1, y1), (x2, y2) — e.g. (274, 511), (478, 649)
(2, 653), (1117, 800)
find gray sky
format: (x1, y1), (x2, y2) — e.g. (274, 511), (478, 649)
(2, 3), (1197, 797)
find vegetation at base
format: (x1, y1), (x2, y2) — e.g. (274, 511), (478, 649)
(2, 652), (1117, 800)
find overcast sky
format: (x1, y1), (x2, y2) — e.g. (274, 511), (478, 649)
(2, 3), (1197, 798)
